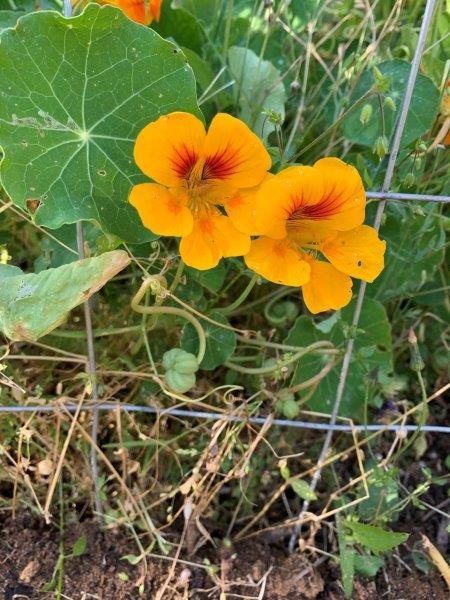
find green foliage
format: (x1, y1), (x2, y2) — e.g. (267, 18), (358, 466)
(0, 250), (129, 341)
(0, 5), (201, 242)
(181, 310), (236, 370)
(346, 521), (409, 554)
(285, 299), (393, 416)
(357, 466), (400, 523)
(153, 2), (206, 54)
(343, 60), (439, 148)
(71, 535), (87, 557)
(354, 553), (384, 577)
(370, 204), (446, 301)
(0, 9), (21, 32)
(227, 46), (285, 141)
(291, 479), (317, 501)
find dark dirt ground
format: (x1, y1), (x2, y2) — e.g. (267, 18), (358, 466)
(0, 513), (448, 600)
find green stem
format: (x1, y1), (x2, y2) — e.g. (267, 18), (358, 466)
(218, 274), (258, 316)
(377, 93), (386, 138)
(169, 260), (185, 293)
(131, 278), (207, 364)
(288, 88), (375, 163)
(222, 0), (234, 64)
(225, 343), (334, 375)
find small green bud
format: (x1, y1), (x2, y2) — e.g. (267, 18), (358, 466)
(403, 173), (415, 188)
(414, 157), (422, 170)
(374, 135), (389, 159)
(373, 66), (383, 82)
(408, 328), (425, 372)
(262, 108), (283, 126)
(373, 67), (391, 93)
(384, 96), (396, 111)
(360, 103), (373, 125)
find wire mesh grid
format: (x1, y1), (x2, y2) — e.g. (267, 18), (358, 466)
(1, 0), (449, 544)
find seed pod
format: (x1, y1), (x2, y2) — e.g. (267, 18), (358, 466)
(403, 173), (415, 188)
(374, 135), (389, 159)
(384, 96), (396, 111)
(360, 103), (373, 125)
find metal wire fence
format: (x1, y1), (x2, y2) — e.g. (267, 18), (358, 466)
(1, 0), (449, 544)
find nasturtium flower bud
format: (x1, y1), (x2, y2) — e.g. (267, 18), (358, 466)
(403, 173), (415, 188)
(408, 329), (425, 372)
(360, 103), (373, 125)
(373, 67), (390, 93)
(384, 96), (396, 111)
(374, 135), (389, 159)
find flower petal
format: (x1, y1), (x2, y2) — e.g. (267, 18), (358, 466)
(129, 183), (193, 237)
(203, 113), (271, 189)
(134, 112), (206, 187)
(179, 215), (250, 270)
(322, 225), (386, 282)
(244, 237), (310, 287)
(301, 260), (353, 314)
(223, 175), (273, 235)
(211, 215), (251, 258)
(252, 167), (326, 239)
(312, 157), (366, 230)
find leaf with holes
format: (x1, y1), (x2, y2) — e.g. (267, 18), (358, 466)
(0, 250), (130, 341)
(0, 5), (201, 242)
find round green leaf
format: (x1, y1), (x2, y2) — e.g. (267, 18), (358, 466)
(343, 60), (439, 148)
(181, 310), (236, 370)
(0, 5), (201, 242)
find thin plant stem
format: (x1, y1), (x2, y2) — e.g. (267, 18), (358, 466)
(131, 278), (207, 364)
(218, 274), (258, 316)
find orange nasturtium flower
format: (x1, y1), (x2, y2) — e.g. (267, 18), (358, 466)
(235, 158), (386, 314)
(129, 112), (272, 269)
(100, 0), (163, 25)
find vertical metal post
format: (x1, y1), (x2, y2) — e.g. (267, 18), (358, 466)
(288, 0), (438, 552)
(76, 223), (103, 517)
(63, 0), (102, 517)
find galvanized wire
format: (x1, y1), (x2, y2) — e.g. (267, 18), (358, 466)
(366, 191), (450, 203)
(0, 403), (449, 434)
(288, 0), (440, 552)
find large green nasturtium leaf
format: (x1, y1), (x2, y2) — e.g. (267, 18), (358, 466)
(343, 60), (439, 148)
(285, 299), (393, 417)
(0, 250), (130, 341)
(0, 5), (201, 242)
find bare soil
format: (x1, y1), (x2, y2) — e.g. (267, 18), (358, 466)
(0, 513), (448, 599)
